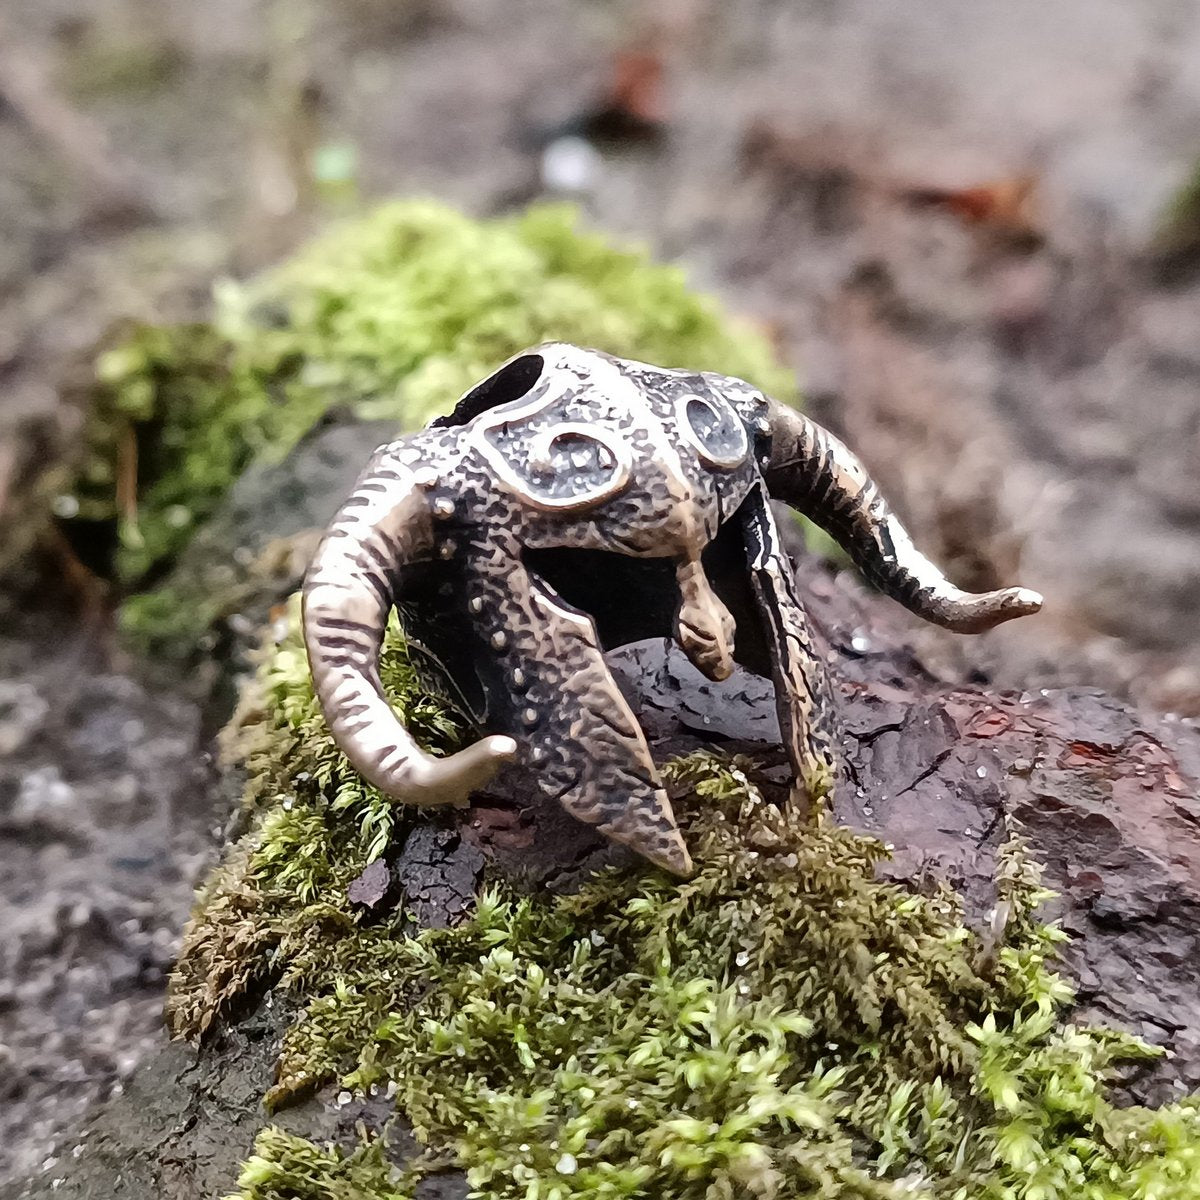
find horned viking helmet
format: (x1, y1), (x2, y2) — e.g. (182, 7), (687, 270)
(303, 344), (1041, 874)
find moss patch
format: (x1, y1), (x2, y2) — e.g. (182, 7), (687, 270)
(66, 201), (795, 637)
(173, 603), (1200, 1200)
(168, 593), (464, 1038)
(231, 1125), (417, 1200)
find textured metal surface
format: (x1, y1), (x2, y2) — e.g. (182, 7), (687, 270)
(302, 342), (1043, 873)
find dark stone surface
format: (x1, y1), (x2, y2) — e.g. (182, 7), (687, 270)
(347, 859), (392, 910)
(0, 620), (222, 1190)
(392, 824), (485, 929)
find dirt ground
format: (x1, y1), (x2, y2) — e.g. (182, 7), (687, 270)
(3, 0), (1200, 1189)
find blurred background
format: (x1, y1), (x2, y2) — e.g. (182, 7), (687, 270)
(2, 0), (1200, 1188)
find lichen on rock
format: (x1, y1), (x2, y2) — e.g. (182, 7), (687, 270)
(171, 601), (1200, 1200)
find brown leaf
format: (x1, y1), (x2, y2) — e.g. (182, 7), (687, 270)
(1065, 739), (1115, 762)
(579, 47), (668, 143)
(966, 709), (1012, 739)
(902, 173), (1039, 236)
(607, 49), (666, 126)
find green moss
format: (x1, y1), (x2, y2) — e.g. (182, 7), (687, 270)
(167, 594), (466, 1039)
(1150, 159), (1200, 267)
(69, 201), (794, 607)
(180, 602), (1200, 1200)
(230, 1125), (417, 1200)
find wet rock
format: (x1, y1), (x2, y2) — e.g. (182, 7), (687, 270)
(393, 824), (485, 929)
(0, 629), (220, 1190)
(347, 859), (391, 910)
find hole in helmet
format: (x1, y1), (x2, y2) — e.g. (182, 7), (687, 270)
(432, 354), (544, 428)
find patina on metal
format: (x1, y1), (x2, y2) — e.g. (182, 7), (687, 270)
(303, 343), (1042, 875)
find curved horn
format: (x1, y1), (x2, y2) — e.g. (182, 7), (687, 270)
(302, 449), (516, 804)
(760, 398), (1042, 632)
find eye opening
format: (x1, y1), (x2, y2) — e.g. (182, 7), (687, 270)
(676, 391), (749, 469)
(432, 354), (544, 428)
(685, 396), (722, 439)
